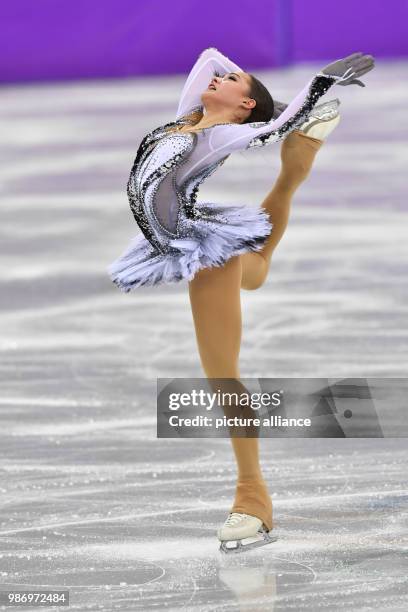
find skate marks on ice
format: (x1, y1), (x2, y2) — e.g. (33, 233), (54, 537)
(0, 436), (407, 611)
(0, 388), (407, 609)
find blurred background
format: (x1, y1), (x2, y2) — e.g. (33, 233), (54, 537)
(1, 2), (407, 611)
(1, 0), (407, 82)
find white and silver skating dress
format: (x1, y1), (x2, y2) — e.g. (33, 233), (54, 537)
(107, 47), (345, 292)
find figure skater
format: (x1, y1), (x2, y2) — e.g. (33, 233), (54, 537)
(107, 47), (375, 553)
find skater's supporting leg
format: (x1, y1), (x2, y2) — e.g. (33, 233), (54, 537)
(189, 255), (242, 380)
(230, 477), (273, 532)
(240, 131), (323, 290)
(188, 257), (272, 530)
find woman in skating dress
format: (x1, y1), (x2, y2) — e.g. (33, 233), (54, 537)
(107, 47), (374, 552)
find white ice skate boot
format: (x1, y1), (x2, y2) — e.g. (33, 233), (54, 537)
(217, 512), (278, 554)
(298, 98), (341, 141)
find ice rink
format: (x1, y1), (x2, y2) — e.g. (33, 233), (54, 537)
(1, 60), (407, 610)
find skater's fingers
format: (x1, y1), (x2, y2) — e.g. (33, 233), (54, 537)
(354, 56), (375, 68)
(321, 54), (373, 81)
(274, 99), (288, 110)
(351, 66), (371, 79)
(345, 52), (364, 59)
(354, 62), (375, 77)
(351, 79), (366, 87)
(344, 52), (364, 64)
(355, 64), (375, 78)
(346, 53), (374, 68)
(350, 57), (374, 72)
(338, 77), (366, 87)
(350, 61), (374, 78)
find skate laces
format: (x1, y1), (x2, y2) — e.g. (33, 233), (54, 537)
(224, 513), (248, 527)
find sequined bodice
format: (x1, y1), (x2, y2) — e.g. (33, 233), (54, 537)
(124, 46), (343, 254)
(125, 119), (231, 253)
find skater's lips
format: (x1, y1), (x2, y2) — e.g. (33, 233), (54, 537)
(208, 83), (217, 90)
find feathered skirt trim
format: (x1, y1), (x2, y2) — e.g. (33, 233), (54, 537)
(107, 202), (272, 292)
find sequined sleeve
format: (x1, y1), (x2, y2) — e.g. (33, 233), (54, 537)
(176, 47), (244, 121)
(208, 72), (343, 154)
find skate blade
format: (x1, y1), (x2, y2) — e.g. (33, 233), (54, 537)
(219, 530), (278, 554)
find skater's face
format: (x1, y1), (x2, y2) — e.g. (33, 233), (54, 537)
(201, 71), (256, 121)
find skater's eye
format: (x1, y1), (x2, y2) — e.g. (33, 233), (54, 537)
(213, 71), (239, 82)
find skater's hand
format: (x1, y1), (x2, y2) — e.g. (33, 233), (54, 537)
(321, 52), (375, 87)
(272, 99), (288, 119)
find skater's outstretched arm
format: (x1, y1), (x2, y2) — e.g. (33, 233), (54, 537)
(176, 47), (244, 121)
(208, 52), (375, 153)
(176, 46), (290, 122)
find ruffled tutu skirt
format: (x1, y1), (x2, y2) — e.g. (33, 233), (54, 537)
(107, 202), (272, 292)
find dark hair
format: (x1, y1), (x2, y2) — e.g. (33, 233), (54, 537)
(241, 73), (274, 124)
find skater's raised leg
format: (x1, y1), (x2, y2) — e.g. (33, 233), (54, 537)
(240, 130), (323, 291)
(241, 104), (341, 291)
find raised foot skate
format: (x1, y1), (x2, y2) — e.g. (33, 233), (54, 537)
(297, 98), (341, 141)
(217, 512), (278, 554)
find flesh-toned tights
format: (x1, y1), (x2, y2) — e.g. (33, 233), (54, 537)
(188, 131), (323, 531)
